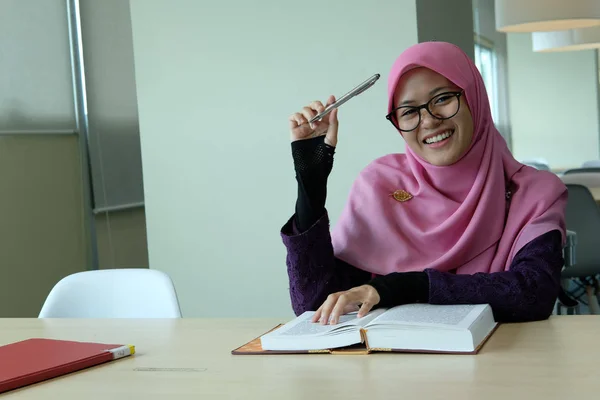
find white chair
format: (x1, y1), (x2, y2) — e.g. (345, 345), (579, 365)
(39, 268), (182, 318)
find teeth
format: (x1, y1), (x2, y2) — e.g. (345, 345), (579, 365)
(425, 130), (453, 144)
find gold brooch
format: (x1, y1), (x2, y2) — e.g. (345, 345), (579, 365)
(391, 189), (413, 202)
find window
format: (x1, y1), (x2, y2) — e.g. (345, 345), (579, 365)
(474, 38), (498, 123)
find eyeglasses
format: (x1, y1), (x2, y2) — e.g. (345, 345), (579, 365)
(385, 90), (464, 132)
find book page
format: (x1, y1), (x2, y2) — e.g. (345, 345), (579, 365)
(269, 309), (386, 337)
(280, 313), (361, 336)
(367, 304), (483, 329)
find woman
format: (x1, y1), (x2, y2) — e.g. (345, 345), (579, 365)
(282, 41), (567, 325)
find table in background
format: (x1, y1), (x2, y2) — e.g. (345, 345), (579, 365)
(1, 317), (598, 399)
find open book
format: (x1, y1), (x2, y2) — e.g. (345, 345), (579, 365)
(233, 304), (497, 355)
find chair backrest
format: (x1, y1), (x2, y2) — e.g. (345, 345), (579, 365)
(562, 167), (600, 175)
(562, 184), (600, 278)
(582, 160), (600, 168)
(39, 269), (182, 318)
(560, 172), (600, 187)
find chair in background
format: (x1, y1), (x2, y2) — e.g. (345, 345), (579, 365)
(558, 184), (600, 314)
(582, 160), (600, 168)
(39, 268), (182, 318)
(560, 170), (600, 206)
(560, 171), (600, 188)
(556, 230), (579, 315)
(521, 159), (551, 171)
(562, 167), (600, 176)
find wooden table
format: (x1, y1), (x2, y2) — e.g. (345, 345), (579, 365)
(1, 317), (598, 399)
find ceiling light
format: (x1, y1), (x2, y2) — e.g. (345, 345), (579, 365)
(496, 0), (600, 33)
(533, 26), (600, 52)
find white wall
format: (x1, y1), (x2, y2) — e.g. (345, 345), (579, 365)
(129, 0), (418, 317)
(507, 33), (600, 169)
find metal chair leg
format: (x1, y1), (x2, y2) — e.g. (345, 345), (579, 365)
(586, 283), (600, 314)
(557, 285), (580, 315)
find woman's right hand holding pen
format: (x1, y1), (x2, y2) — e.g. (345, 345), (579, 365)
(288, 95), (339, 146)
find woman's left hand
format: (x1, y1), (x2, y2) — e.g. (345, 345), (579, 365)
(311, 285), (381, 325)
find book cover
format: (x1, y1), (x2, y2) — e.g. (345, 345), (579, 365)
(0, 338), (135, 394)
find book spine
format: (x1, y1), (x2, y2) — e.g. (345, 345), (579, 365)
(106, 345), (136, 360)
(360, 328), (370, 350)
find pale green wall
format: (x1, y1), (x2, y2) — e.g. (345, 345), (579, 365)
(129, 0), (419, 317)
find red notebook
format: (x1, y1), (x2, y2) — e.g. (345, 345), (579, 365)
(0, 338), (135, 394)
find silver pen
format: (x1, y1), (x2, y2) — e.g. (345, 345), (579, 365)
(308, 73), (381, 124)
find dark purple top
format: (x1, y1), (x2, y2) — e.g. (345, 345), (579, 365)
(280, 212), (564, 323)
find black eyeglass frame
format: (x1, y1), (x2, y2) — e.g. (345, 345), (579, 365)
(385, 90), (464, 133)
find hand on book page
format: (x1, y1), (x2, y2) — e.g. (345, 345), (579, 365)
(311, 284), (381, 325)
(280, 312), (369, 337)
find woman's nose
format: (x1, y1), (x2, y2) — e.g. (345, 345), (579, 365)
(419, 109), (441, 129)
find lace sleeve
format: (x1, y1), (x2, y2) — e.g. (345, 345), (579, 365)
(280, 212), (371, 315)
(291, 136), (335, 232)
(426, 230), (563, 322)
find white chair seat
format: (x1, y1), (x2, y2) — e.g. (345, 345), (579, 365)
(39, 268), (182, 318)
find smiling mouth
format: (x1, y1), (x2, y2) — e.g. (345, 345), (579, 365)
(423, 129), (454, 145)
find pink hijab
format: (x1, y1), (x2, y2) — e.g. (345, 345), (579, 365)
(331, 42), (567, 275)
